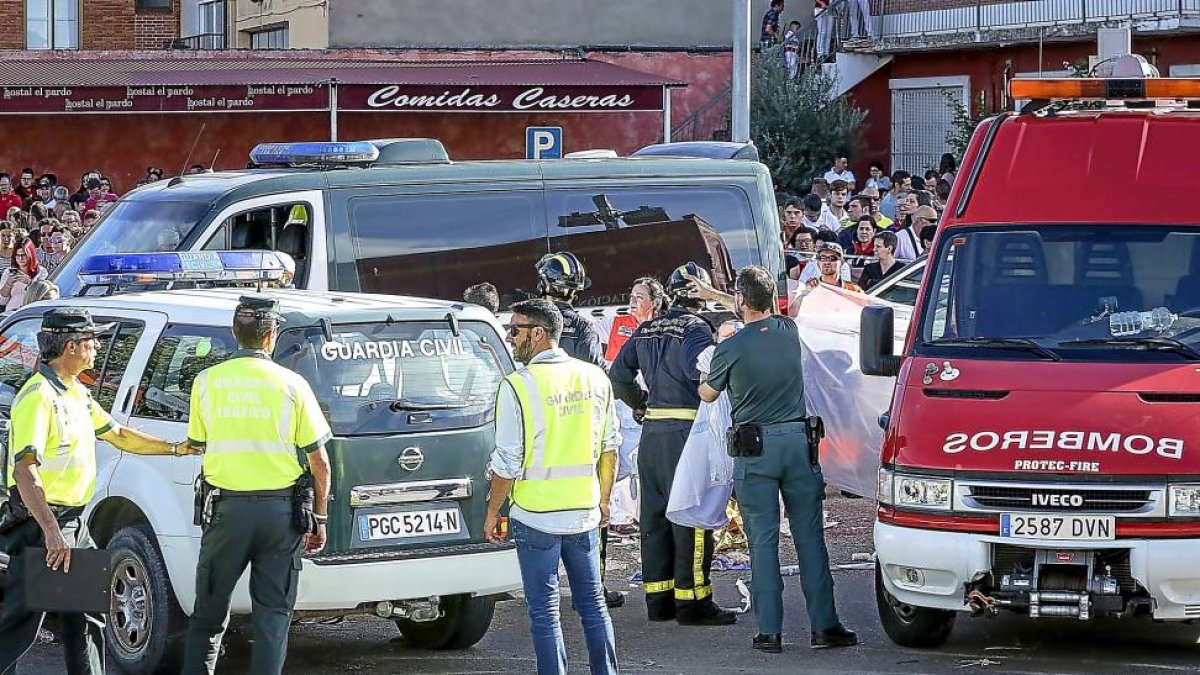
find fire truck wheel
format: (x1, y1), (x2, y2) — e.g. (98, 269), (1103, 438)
(875, 562), (956, 648)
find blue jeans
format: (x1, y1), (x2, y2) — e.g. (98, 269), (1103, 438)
(510, 519), (619, 675)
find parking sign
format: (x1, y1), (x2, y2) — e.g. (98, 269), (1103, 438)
(526, 127), (563, 159)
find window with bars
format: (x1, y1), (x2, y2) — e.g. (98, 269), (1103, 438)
(890, 82), (964, 176)
(249, 24), (289, 50)
(26, 0), (78, 50)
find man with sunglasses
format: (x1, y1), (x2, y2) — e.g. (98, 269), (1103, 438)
(1, 308), (189, 674)
(805, 242), (861, 292)
(485, 299), (621, 675)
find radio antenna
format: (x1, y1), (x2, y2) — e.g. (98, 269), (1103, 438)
(208, 148), (221, 172)
(180, 122), (207, 176)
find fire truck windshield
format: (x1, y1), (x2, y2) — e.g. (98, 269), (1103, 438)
(917, 225), (1200, 361)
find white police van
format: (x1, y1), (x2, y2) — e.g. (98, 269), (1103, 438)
(0, 251), (520, 673)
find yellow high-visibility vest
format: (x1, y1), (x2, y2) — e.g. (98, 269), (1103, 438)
(188, 352), (331, 491)
(507, 359), (610, 513)
(8, 367), (115, 507)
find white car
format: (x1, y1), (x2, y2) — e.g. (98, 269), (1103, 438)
(865, 256), (926, 351)
(0, 271), (521, 673)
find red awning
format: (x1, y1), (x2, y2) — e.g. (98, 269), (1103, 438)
(0, 57), (682, 114)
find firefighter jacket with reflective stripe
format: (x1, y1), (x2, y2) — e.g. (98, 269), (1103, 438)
(610, 307), (715, 416)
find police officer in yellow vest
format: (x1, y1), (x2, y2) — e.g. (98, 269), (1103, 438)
(181, 296), (332, 675)
(484, 299), (620, 675)
(0, 308), (190, 675)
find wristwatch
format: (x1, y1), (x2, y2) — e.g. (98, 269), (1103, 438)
(169, 442), (181, 456)
(314, 514), (328, 525)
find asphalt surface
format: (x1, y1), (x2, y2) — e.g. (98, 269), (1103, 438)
(17, 494), (1200, 674)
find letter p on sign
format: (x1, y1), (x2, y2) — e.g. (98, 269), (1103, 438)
(526, 126), (563, 159)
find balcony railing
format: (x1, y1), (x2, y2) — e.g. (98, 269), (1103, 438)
(174, 32), (226, 50)
(873, 0), (1200, 48)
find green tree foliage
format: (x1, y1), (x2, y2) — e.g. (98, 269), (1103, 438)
(750, 57), (865, 193)
(943, 89), (992, 161)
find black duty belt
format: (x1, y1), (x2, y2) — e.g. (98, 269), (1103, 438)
(220, 487), (294, 499)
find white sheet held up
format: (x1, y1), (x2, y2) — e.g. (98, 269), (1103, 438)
(795, 285), (901, 497)
(667, 346), (734, 530)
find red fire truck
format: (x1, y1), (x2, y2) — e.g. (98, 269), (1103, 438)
(861, 55), (1200, 647)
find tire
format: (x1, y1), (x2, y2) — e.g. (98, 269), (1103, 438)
(396, 594), (496, 650)
(875, 562), (956, 649)
(106, 525), (188, 674)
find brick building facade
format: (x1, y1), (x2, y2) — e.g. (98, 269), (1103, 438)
(829, 0), (1200, 178)
(0, 0), (179, 51)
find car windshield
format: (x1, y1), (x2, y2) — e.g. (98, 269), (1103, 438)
(272, 320), (511, 435)
(918, 225), (1200, 362)
(50, 200), (210, 296)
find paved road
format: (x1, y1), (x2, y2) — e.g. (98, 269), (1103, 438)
(18, 496), (1200, 674)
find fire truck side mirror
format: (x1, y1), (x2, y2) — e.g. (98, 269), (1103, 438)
(861, 306), (900, 378)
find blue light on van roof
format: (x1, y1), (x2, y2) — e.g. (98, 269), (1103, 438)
(77, 251), (286, 293)
(249, 141), (379, 167)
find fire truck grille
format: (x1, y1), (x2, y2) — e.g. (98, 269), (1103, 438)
(991, 545), (1137, 595)
(967, 486), (1154, 513)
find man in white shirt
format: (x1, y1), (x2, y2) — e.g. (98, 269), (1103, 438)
(823, 156), (856, 193)
(485, 299), (621, 675)
(800, 194), (840, 233)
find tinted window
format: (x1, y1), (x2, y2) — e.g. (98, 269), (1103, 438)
(91, 322), (145, 411)
(273, 321), (511, 435)
(546, 186), (758, 307)
(133, 325), (237, 421)
(349, 193), (544, 309)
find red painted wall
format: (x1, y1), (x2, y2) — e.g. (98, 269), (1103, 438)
(846, 34), (1200, 179)
(0, 50), (732, 193)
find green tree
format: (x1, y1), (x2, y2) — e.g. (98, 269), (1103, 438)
(944, 89), (992, 161)
(750, 58), (865, 193)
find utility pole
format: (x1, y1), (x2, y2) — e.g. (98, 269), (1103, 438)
(732, 0), (751, 143)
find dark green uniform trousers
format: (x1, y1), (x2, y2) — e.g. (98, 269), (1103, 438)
(0, 514), (105, 675)
(638, 420), (717, 620)
(182, 495), (302, 675)
(733, 430), (839, 636)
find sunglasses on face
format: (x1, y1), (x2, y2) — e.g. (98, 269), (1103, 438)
(50, 237), (63, 244)
(505, 323), (543, 335)
(816, 256), (840, 262)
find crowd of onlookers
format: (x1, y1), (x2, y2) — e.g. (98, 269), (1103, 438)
(778, 153), (958, 298)
(0, 165), (174, 311)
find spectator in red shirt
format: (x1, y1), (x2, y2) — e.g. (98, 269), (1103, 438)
(14, 168), (35, 202)
(0, 175), (25, 215)
(84, 178), (119, 210)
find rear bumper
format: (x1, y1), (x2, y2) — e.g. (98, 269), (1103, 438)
(875, 520), (1200, 619)
(294, 547), (521, 612)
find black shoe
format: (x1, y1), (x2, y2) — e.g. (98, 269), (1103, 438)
(752, 633), (782, 654)
(811, 624), (858, 649)
(677, 601), (738, 626)
(605, 589), (625, 608)
(646, 600), (676, 622)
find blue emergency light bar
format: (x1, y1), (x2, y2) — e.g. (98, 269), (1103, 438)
(249, 141), (379, 167)
(77, 250), (286, 292)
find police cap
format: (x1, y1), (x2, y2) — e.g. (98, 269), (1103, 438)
(235, 295), (286, 323)
(40, 308), (115, 335)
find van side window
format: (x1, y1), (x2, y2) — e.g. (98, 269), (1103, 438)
(207, 203), (311, 285)
(349, 193), (544, 310)
(545, 187), (758, 307)
(133, 325), (237, 422)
